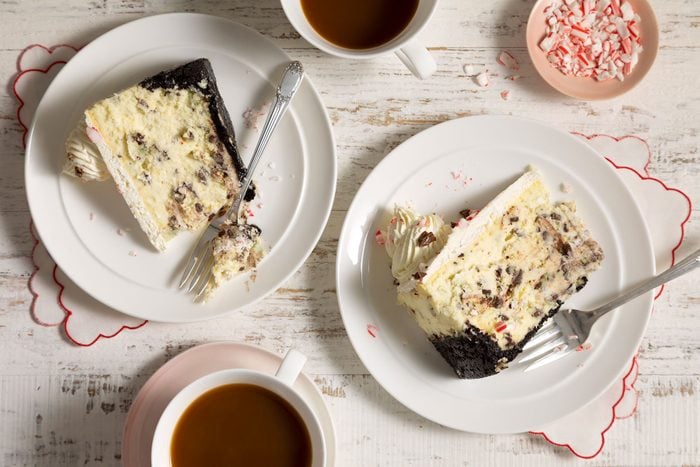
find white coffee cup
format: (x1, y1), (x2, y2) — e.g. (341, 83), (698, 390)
(152, 349), (325, 467)
(281, 0), (438, 80)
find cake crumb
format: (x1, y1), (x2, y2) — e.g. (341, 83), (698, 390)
(257, 202), (264, 209)
(89, 212), (94, 221)
(128, 250), (137, 257)
(117, 228), (124, 236)
(463, 64), (476, 76)
(267, 162), (276, 170)
(269, 175), (281, 182)
(560, 182), (573, 193)
(451, 171), (462, 180)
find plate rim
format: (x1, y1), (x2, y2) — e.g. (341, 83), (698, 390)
(24, 12), (337, 323)
(335, 114), (654, 433)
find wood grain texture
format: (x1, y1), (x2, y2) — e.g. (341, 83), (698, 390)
(0, 0), (698, 465)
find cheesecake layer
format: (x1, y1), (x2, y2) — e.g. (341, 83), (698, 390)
(208, 221), (265, 299)
(84, 59), (245, 251)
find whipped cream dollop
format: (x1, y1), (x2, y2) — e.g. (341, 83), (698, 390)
(62, 120), (110, 181)
(383, 206), (450, 289)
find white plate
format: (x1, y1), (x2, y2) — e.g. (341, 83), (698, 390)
(25, 13), (336, 322)
(336, 116), (654, 433)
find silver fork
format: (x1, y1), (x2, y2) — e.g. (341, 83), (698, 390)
(178, 61), (305, 299)
(517, 247), (700, 372)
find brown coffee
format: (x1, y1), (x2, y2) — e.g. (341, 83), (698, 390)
(301, 0), (420, 50)
(170, 383), (312, 467)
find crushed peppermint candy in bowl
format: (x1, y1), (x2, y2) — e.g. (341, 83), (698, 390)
(526, 0), (658, 100)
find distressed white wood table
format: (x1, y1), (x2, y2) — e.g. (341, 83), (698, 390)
(0, 1), (698, 465)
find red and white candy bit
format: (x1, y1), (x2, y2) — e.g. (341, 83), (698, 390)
(497, 51), (520, 71)
(576, 342), (593, 352)
(475, 71), (490, 87)
(539, 0), (643, 82)
(500, 89), (511, 101)
(495, 321), (508, 333)
(374, 229), (385, 246)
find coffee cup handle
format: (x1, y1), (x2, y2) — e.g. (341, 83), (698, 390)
(395, 40), (437, 80)
(275, 349), (308, 386)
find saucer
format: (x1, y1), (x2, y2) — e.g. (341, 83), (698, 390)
(122, 342), (337, 466)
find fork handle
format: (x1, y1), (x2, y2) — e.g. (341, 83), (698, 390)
(588, 247), (700, 319)
(230, 61), (304, 221)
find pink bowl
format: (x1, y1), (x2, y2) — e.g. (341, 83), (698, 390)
(526, 0), (659, 100)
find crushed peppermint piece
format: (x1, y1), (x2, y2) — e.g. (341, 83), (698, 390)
(247, 209), (255, 218)
(463, 64), (476, 76)
(497, 51), (520, 71)
(475, 71), (490, 87)
(568, 334), (579, 340)
(539, 0), (643, 82)
(367, 324), (379, 338)
(495, 321), (508, 333)
(128, 250), (137, 257)
(242, 102), (270, 129)
(576, 342), (593, 352)
(451, 171), (462, 180)
(506, 74), (521, 81)
(500, 89), (511, 101)
(257, 202), (264, 209)
(375, 230), (386, 246)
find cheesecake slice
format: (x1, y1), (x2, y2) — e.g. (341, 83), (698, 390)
(383, 169), (604, 378)
(84, 59), (247, 251)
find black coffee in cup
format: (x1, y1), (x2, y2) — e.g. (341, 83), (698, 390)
(301, 0), (419, 50)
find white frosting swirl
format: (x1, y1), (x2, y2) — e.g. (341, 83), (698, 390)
(383, 206), (450, 286)
(62, 120), (110, 181)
